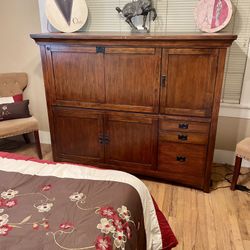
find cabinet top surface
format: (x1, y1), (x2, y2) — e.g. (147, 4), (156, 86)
(31, 32), (237, 41)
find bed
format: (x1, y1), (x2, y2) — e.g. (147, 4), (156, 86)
(0, 152), (177, 250)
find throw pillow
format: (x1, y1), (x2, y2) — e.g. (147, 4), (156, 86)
(0, 94), (23, 104)
(0, 100), (30, 121)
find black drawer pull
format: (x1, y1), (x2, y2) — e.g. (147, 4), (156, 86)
(179, 123), (189, 129)
(178, 134), (188, 141)
(176, 156), (186, 162)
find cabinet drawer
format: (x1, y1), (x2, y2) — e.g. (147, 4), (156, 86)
(160, 119), (209, 133)
(160, 132), (208, 145)
(158, 142), (207, 177)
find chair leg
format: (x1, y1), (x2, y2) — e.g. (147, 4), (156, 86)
(34, 130), (42, 159)
(22, 133), (31, 144)
(231, 156), (242, 190)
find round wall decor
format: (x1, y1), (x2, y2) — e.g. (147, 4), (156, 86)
(194, 0), (233, 33)
(45, 0), (88, 33)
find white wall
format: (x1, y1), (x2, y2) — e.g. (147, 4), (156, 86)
(0, 0), (49, 132)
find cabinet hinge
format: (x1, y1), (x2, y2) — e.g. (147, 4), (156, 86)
(96, 47), (105, 53)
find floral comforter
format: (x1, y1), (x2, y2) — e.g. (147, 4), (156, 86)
(0, 152), (178, 250)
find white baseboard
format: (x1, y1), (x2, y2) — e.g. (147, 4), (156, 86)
(38, 131), (250, 168)
(39, 130), (51, 144)
(214, 149), (250, 168)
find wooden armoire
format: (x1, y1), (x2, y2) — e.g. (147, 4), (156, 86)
(31, 32), (236, 192)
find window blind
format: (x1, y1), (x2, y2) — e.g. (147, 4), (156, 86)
(42, 0), (249, 104)
(221, 0), (250, 103)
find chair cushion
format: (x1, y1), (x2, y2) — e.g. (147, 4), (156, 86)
(0, 116), (38, 138)
(0, 100), (31, 121)
(0, 73), (28, 97)
(236, 137), (250, 161)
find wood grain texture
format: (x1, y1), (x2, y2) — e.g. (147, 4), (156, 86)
(12, 144), (250, 250)
(53, 107), (104, 163)
(105, 112), (158, 169)
(204, 49), (228, 192)
(160, 131), (208, 145)
(50, 46), (105, 104)
(105, 48), (161, 113)
(30, 32), (237, 44)
(31, 33), (236, 192)
(161, 48), (218, 117)
(159, 118), (210, 133)
(231, 156), (242, 190)
(158, 141), (207, 180)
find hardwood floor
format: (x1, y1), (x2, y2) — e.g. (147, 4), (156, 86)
(6, 143), (250, 250)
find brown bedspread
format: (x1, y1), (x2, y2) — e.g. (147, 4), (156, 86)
(0, 170), (146, 250)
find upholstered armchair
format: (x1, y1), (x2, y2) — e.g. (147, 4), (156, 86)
(0, 73), (42, 158)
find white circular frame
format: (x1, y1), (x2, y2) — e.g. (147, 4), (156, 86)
(194, 0), (233, 33)
(45, 0), (88, 33)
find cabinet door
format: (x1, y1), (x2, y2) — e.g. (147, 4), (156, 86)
(52, 107), (104, 163)
(160, 49), (218, 117)
(105, 112), (158, 170)
(104, 48), (161, 113)
(47, 46), (105, 105)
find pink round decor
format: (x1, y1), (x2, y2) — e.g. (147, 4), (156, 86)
(194, 0), (233, 33)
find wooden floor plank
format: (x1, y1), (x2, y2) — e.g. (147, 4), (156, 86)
(5, 143), (250, 250)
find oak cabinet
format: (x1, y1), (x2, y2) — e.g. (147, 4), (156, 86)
(160, 49), (218, 117)
(53, 107), (104, 163)
(49, 45), (161, 113)
(105, 112), (158, 169)
(50, 46), (105, 104)
(31, 32), (236, 192)
(105, 48), (161, 113)
(53, 107), (157, 168)
(158, 141), (207, 187)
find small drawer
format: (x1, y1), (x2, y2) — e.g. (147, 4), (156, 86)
(158, 142), (207, 177)
(160, 132), (208, 145)
(160, 119), (209, 133)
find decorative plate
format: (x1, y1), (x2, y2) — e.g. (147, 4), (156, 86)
(194, 0), (233, 33)
(45, 0), (88, 33)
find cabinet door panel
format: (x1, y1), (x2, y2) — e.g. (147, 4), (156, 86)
(105, 113), (158, 169)
(49, 46), (105, 104)
(53, 107), (104, 162)
(105, 48), (161, 113)
(160, 49), (218, 117)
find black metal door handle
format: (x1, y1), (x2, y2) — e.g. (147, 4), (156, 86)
(161, 75), (166, 87)
(104, 135), (110, 144)
(98, 135), (104, 144)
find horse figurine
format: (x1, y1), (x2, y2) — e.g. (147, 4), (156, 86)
(116, 0), (157, 32)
